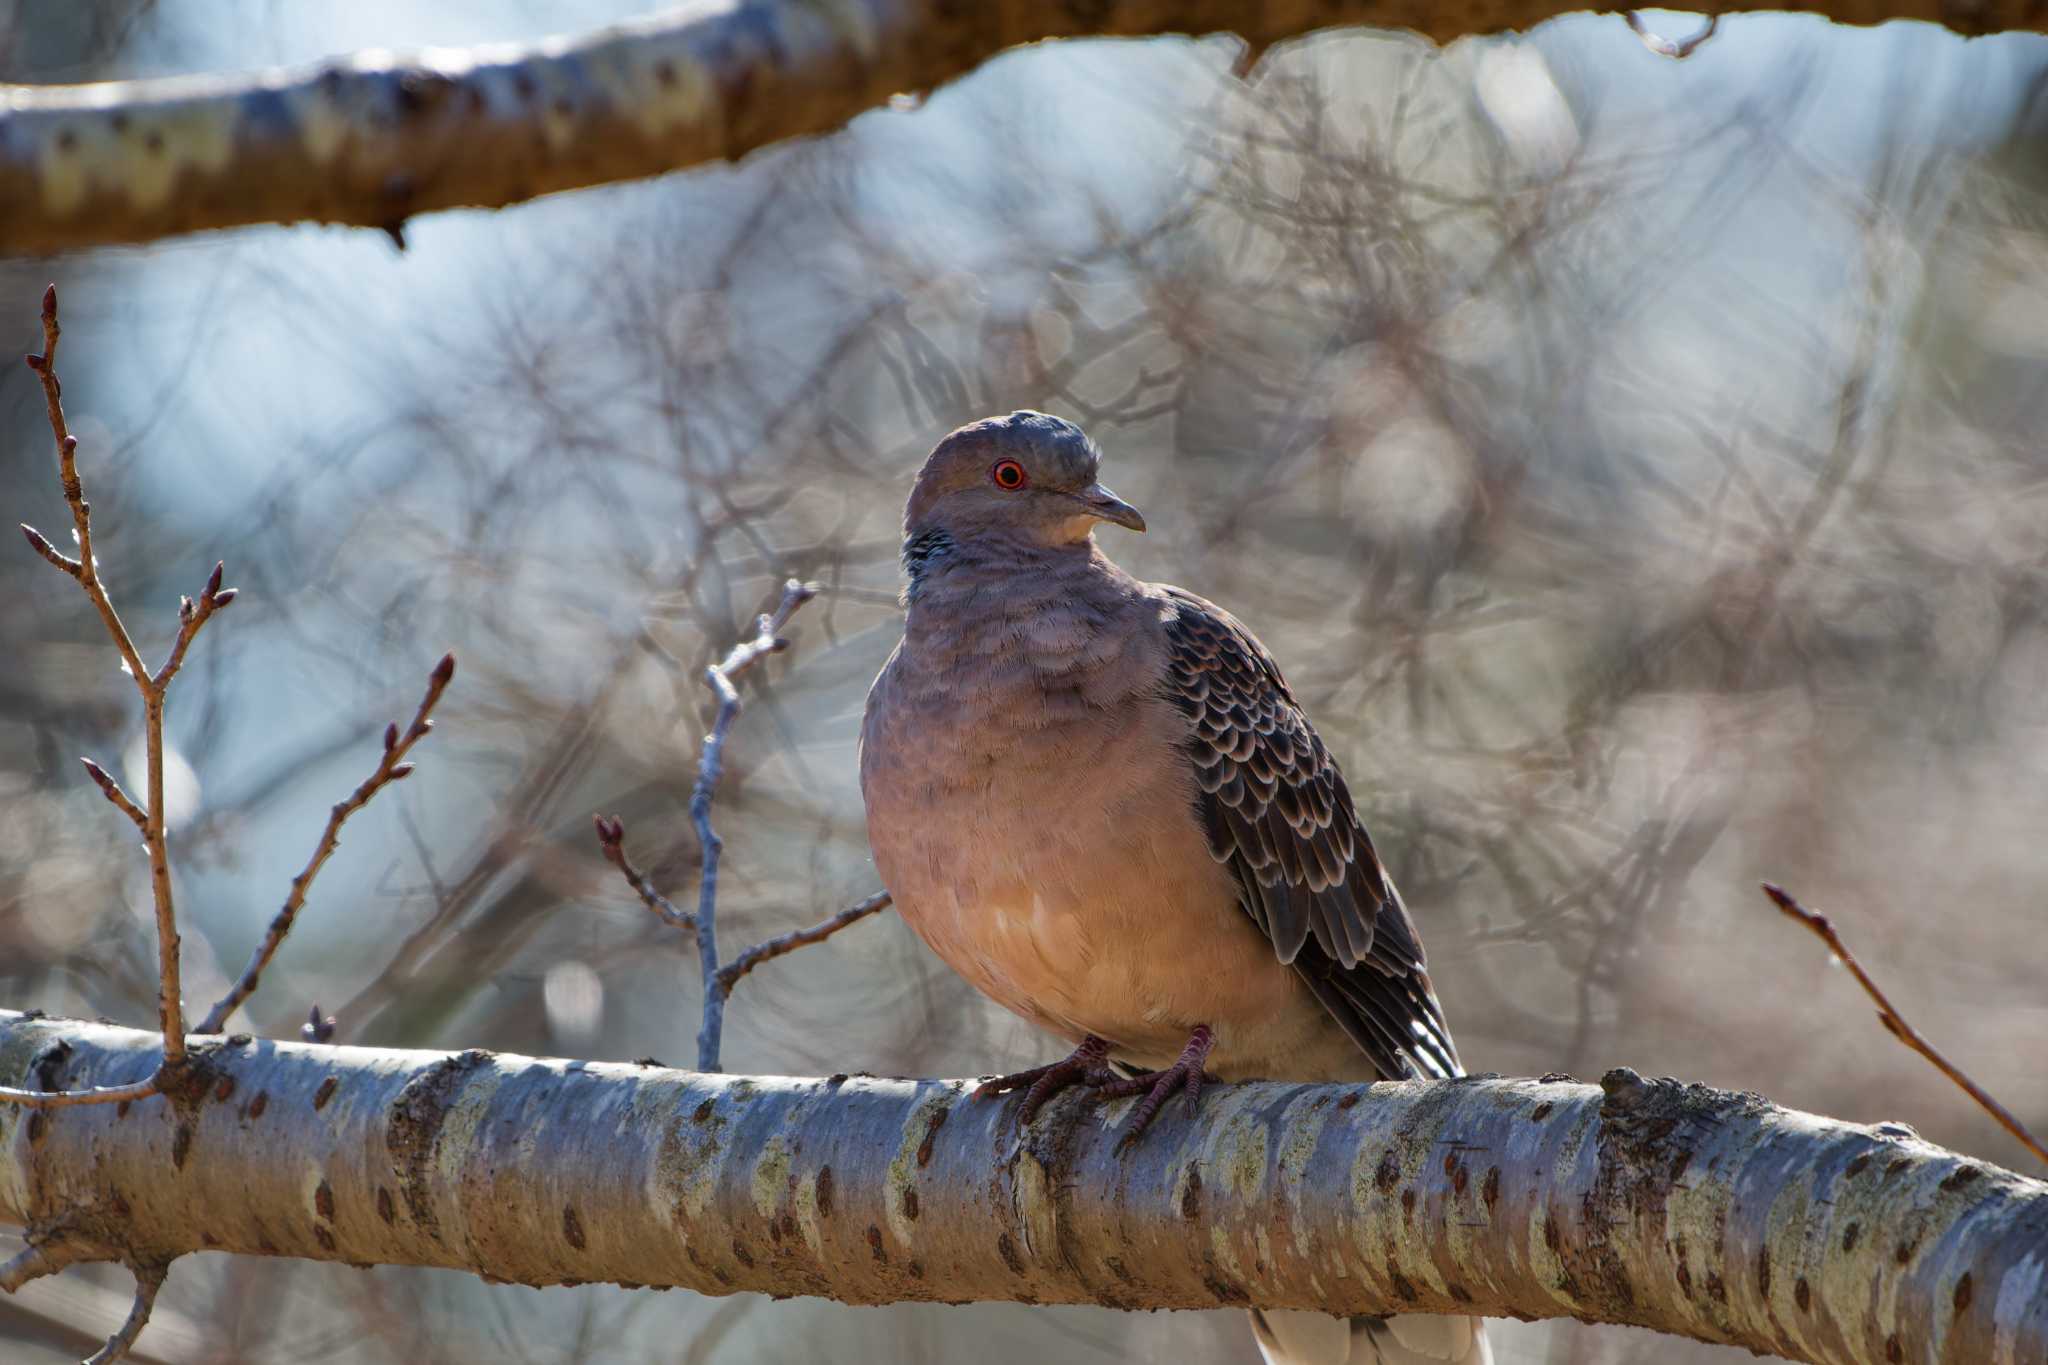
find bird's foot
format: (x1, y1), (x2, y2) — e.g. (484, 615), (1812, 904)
(1098, 1025), (1215, 1152)
(974, 1035), (1119, 1122)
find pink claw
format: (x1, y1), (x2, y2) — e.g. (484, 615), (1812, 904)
(1098, 1025), (1216, 1150)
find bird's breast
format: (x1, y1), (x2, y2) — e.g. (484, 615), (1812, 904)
(860, 630), (1315, 1071)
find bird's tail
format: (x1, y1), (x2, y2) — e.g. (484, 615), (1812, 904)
(1250, 1309), (1492, 1365)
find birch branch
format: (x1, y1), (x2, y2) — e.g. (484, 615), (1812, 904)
(2, 1010), (2043, 1365)
(2, 0), (2041, 257)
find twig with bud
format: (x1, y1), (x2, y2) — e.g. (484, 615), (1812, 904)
(301, 1004), (337, 1044)
(78, 756), (146, 832)
(1763, 883), (2048, 1168)
(198, 652), (456, 1034)
(714, 890), (892, 997)
(593, 814), (693, 930)
(3, 284), (233, 1100)
(5, 286), (239, 1364)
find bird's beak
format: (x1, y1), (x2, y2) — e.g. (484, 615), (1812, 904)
(1073, 482), (1146, 533)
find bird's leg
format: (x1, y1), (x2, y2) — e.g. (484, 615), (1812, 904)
(1096, 1024), (1216, 1151)
(974, 1034), (1119, 1122)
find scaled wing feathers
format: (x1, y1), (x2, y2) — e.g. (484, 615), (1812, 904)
(1158, 587), (1460, 1082)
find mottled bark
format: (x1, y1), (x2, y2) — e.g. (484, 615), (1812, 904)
(2, 1010), (2042, 1363)
(0, 0), (2040, 257)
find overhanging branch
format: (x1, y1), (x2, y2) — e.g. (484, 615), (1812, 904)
(2, 1010), (2042, 1363)
(1, 0), (2041, 257)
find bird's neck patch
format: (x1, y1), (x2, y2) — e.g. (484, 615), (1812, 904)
(901, 528), (955, 600)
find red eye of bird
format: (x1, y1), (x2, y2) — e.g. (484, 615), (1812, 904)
(991, 459), (1028, 490)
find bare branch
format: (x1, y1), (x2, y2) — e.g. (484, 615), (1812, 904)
(715, 891), (891, 997)
(197, 653), (456, 1034)
(23, 289), (152, 694)
(0, 1076), (161, 1111)
(1763, 882), (2048, 1169)
(689, 579), (819, 1072)
(12, 286), (456, 1103)
(83, 1262), (166, 1365)
(592, 814), (693, 931)
(13, 284), (190, 1076)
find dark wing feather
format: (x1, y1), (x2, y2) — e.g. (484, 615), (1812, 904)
(1158, 586), (1462, 1082)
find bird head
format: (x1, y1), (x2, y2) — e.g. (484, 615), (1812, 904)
(904, 411), (1146, 548)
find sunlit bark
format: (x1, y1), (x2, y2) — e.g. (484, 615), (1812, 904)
(0, 0), (2038, 256)
(3, 1011), (2043, 1363)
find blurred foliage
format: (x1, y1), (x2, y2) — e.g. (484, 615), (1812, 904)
(4, 5), (2048, 1363)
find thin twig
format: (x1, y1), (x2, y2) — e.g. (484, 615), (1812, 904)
(689, 580), (818, 1071)
(83, 1262), (166, 1365)
(1762, 883), (2048, 1169)
(154, 560), (236, 691)
(715, 891), (892, 996)
(0, 1237), (92, 1292)
(592, 814), (693, 930)
(0, 1076), (163, 1110)
(9, 283), (239, 1088)
(22, 289), (153, 690)
(137, 670), (188, 1067)
(197, 653), (455, 1034)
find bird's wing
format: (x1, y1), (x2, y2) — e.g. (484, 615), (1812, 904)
(1156, 586), (1461, 1082)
